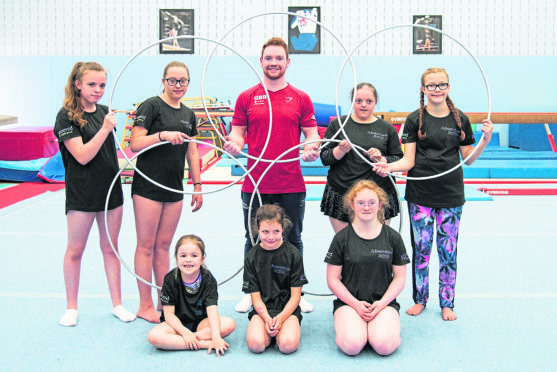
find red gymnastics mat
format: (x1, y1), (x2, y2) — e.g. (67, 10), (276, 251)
(0, 182), (65, 209)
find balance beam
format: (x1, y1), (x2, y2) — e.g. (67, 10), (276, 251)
(375, 112), (557, 125)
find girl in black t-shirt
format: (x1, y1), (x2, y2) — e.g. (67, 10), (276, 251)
(320, 82), (403, 233)
(325, 180), (409, 356)
(131, 61), (203, 323)
(147, 235), (235, 355)
(374, 67), (493, 321)
(243, 204), (308, 354)
(55, 62), (135, 327)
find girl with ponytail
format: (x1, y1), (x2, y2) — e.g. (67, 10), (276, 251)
(54, 62), (135, 326)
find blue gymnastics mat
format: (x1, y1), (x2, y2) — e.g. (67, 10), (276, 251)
(305, 183), (493, 202)
(224, 148), (557, 179)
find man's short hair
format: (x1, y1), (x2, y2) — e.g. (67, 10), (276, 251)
(261, 37), (289, 59)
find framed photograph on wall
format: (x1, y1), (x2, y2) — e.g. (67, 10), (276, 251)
(159, 9), (194, 54)
(413, 15), (442, 54)
(288, 6), (320, 54)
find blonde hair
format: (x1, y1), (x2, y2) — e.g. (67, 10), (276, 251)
(343, 180), (390, 224)
(63, 61), (106, 127)
(418, 67), (465, 141)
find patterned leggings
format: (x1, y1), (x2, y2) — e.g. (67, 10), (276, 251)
(408, 202), (463, 309)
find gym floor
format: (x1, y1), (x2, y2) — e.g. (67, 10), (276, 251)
(1, 182), (556, 371)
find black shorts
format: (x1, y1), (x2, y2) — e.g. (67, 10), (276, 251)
(332, 298), (400, 314)
(248, 307), (303, 325)
(183, 318), (203, 332)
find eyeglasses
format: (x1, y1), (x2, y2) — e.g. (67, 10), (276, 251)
(424, 83), (449, 91)
(165, 78), (190, 86)
(355, 200), (378, 208)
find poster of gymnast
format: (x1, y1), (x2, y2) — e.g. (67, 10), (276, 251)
(288, 6), (321, 54)
(159, 9), (194, 54)
(413, 15), (442, 54)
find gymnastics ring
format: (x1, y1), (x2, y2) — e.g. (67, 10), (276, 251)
(108, 34), (272, 196)
(201, 10), (357, 247)
(249, 138), (401, 297)
(104, 138), (261, 290)
(248, 138), (403, 246)
(200, 10), (357, 166)
(333, 24), (492, 181)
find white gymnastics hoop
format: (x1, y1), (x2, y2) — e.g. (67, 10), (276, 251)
(107, 34), (270, 195)
(200, 10), (357, 165)
(248, 138), (403, 246)
(334, 24), (492, 181)
(201, 10), (357, 248)
(104, 138), (262, 289)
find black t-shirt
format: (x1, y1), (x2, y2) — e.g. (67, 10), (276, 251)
(243, 241), (308, 317)
(159, 266), (218, 324)
(402, 109), (475, 208)
(324, 224), (410, 311)
(131, 96), (198, 202)
(320, 116), (402, 195)
(53, 105), (123, 214)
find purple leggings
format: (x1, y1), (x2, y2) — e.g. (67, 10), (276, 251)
(408, 202), (463, 309)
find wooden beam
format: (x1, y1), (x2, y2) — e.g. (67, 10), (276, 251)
(375, 112), (557, 125)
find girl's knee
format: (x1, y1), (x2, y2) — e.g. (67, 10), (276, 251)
(369, 334), (401, 356)
(246, 337), (267, 354)
(336, 336), (366, 356)
(147, 328), (162, 348)
(277, 336), (299, 354)
(221, 317), (236, 337)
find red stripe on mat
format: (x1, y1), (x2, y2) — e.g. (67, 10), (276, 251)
(0, 182), (65, 208)
(478, 188), (557, 196)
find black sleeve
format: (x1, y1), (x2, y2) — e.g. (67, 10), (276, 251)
(160, 271), (176, 306)
(385, 124), (404, 163)
(289, 247), (309, 287)
(401, 113), (419, 144)
(389, 229), (411, 266)
(324, 232), (345, 266)
(320, 118), (341, 166)
(203, 271), (219, 307)
(54, 109), (82, 143)
(133, 98), (157, 132)
(460, 112), (476, 146)
(242, 250), (260, 294)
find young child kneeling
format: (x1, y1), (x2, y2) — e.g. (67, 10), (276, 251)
(147, 235), (235, 356)
(243, 204), (308, 354)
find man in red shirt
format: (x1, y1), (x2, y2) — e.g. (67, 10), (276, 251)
(224, 37), (320, 313)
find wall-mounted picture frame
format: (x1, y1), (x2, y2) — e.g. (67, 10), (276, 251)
(413, 15), (442, 54)
(159, 9), (194, 54)
(288, 6), (321, 54)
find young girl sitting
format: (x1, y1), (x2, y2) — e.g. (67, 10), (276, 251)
(147, 235), (235, 356)
(243, 204), (309, 354)
(325, 180), (410, 356)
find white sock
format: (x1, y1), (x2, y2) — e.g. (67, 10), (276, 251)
(112, 305), (136, 322)
(59, 309), (78, 327)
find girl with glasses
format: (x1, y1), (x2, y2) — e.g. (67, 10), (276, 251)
(374, 67), (493, 321)
(54, 61), (135, 326)
(130, 61), (203, 323)
(325, 180), (409, 356)
(320, 82), (403, 233)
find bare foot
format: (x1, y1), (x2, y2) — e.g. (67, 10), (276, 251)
(406, 304), (425, 316)
(137, 308), (161, 323)
(442, 307), (457, 321)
